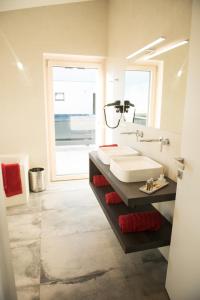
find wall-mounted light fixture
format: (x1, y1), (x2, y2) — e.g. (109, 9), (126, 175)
(126, 37), (165, 60)
(143, 39), (189, 61)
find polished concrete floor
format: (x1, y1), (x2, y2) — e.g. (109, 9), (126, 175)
(7, 180), (170, 300)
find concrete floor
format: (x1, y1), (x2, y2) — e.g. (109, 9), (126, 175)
(7, 180), (170, 300)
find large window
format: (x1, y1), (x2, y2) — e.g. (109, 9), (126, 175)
(124, 65), (157, 127)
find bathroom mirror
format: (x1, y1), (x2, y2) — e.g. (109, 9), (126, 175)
(124, 45), (189, 133)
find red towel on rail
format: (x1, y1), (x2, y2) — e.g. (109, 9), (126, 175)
(105, 192), (123, 205)
(1, 163), (23, 197)
(119, 211), (163, 233)
(99, 144), (118, 147)
(93, 175), (110, 187)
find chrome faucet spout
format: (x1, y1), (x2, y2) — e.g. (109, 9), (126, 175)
(140, 138), (161, 142)
(120, 129), (143, 141)
(140, 137), (170, 152)
(120, 131), (137, 135)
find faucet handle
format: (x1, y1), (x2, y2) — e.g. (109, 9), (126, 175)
(136, 130), (143, 141)
(136, 130), (144, 138)
(160, 137), (170, 152)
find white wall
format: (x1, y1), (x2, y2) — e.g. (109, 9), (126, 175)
(107, 0), (191, 59)
(159, 45), (189, 133)
(0, 0), (107, 171)
(0, 0), (94, 12)
(166, 1), (200, 298)
(106, 0), (192, 133)
(105, 0), (192, 260)
(0, 0), (191, 178)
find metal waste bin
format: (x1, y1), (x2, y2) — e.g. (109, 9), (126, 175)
(29, 168), (45, 192)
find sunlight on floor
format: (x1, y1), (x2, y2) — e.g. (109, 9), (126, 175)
(55, 145), (96, 176)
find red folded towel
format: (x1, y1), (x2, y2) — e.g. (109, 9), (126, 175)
(99, 144), (118, 148)
(1, 163), (23, 197)
(105, 192), (123, 205)
(119, 211), (163, 233)
(93, 175), (110, 187)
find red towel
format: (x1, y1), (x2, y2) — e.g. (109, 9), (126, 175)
(119, 211), (163, 233)
(1, 163), (23, 197)
(105, 192), (123, 205)
(99, 144), (118, 148)
(93, 175), (110, 187)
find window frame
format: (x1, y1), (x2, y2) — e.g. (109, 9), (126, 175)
(124, 63), (158, 128)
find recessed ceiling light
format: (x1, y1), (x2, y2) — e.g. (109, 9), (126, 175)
(126, 37), (165, 60)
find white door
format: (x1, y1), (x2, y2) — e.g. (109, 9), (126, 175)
(46, 59), (105, 181)
(166, 1), (200, 299)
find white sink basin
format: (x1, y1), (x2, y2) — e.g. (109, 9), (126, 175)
(97, 146), (139, 165)
(110, 155), (163, 182)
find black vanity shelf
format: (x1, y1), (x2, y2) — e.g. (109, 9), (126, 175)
(89, 151), (177, 254)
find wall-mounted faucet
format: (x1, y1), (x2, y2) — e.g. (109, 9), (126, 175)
(140, 137), (170, 152)
(120, 129), (144, 141)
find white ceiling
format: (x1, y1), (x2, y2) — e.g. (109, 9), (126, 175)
(0, 0), (94, 12)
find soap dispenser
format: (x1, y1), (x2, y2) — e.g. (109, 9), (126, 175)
(157, 174), (166, 185)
